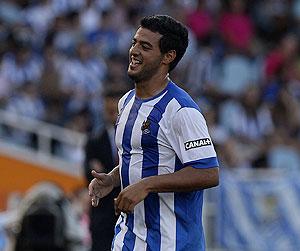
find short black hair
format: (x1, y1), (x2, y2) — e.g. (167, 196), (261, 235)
(140, 15), (189, 72)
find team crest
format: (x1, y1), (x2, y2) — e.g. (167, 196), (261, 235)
(141, 119), (151, 134)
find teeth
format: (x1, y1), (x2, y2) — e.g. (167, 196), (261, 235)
(131, 57), (142, 65)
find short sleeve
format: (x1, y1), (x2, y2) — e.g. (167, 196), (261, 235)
(171, 107), (219, 169)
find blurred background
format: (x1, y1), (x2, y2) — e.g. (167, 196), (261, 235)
(0, 0), (300, 250)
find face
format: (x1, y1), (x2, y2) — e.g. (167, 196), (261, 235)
(128, 27), (164, 83)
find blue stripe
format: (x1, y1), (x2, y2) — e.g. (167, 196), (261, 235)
(175, 155), (182, 171)
(174, 156), (205, 251)
(174, 156), (189, 250)
(184, 156), (219, 169)
(141, 91), (173, 251)
(120, 98), (141, 250)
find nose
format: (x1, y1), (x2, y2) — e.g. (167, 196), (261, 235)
(130, 43), (140, 57)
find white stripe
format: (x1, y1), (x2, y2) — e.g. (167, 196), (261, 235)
(113, 213), (128, 251)
(118, 90), (134, 113)
(161, 99), (182, 162)
(157, 110), (177, 250)
(133, 202), (147, 251)
(157, 98), (179, 250)
(159, 192), (176, 250)
(129, 102), (152, 250)
(128, 101), (152, 185)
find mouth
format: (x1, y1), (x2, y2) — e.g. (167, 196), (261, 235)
(129, 56), (142, 69)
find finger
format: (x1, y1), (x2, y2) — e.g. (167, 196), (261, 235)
(91, 196), (100, 207)
(114, 198), (120, 216)
(114, 196), (127, 215)
(122, 200), (134, 214)
(88, 182), (94, 197)
(128, 204), (135, 214)
(91, 170), (106, 180)
(115, 195), (132, 215)
(88, 179), (97, 196)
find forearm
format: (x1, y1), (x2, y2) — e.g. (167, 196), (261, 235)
(108, 165), (121, 187)
(142, 166), (219, 193)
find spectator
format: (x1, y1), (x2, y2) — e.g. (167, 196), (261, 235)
(267, 129), (300, 173)
(219, 0), (254, 52)
(39, 43), (66, 126)
(5, 82), (45, 147)
(215, 52), (261, 97)
(219, 85), (274, 142)
(0, 45), (43, 89)
(187, 0), (214, 41)
(23, 0), (56, 36)
(79, 0), (102, 34)
(60, 41), (106, 116)
(264, 34), (299, 83)
(269, 88), (300, 134)
(52, 12), (82, 55)
(219, 85), (274, 164)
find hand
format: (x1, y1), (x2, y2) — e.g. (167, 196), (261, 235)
(114, 180), (149, 215)
(88, 170), (114, 207)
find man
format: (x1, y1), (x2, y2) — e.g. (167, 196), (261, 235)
(89, 15), (219, 251)
(84, 90), (122, 251)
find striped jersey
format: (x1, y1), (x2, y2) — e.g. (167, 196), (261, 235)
(113, 81), (219, 251)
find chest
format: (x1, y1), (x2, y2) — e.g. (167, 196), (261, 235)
(115, 102), (169, 152)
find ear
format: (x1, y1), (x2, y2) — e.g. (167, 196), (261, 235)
(162, 50), (176, 66)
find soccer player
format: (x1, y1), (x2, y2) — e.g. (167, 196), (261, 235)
(88, 15), (219, 251)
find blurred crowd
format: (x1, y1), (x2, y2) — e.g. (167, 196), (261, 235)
(0, 0), (300, 172)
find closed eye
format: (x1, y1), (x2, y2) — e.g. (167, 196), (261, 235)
(142, 45), (151, 50)
(131, 38), (153, 50)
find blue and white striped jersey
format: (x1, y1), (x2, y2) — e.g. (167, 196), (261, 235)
(113, 81), (219, 251)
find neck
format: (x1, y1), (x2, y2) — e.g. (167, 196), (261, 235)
(135, 73), (170, 99)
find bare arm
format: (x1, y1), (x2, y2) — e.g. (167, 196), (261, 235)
(143, 166), (219, 193)
(115, 166), (219, 214)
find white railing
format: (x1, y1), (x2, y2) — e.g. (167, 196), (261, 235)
(0, 109), (86, 154)
(0, 109), (87, 176)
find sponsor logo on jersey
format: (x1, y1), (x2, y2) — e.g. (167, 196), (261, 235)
(141, 119), (151, 134)
(184, 138), (211, 150)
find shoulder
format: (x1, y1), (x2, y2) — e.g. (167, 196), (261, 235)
(166, 81), (201, 114)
